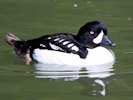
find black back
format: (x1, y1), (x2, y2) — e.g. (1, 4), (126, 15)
(26, 33), (88, 58)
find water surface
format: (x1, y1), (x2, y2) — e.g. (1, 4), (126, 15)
(0, 0), (133, 100)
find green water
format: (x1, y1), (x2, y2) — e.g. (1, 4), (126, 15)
(0, 0), (133, 100)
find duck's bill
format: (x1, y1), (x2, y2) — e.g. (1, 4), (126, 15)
(100, 36), (116, 47)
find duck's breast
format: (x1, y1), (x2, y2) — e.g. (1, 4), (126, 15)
(85, 46), (115, 65)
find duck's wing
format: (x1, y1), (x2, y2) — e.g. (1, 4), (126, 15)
(28, 33), (88, 58)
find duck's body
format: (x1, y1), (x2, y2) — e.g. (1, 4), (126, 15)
(33, 46), (115, 66)
(5, 21), (116, 65)
(26, 33), (89, 59)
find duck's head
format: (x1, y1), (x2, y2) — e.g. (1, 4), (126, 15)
(76, 21), (116, 48)
(5, 33), (32, 65)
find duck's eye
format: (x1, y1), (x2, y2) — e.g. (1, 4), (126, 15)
(90, 31), (95, 35)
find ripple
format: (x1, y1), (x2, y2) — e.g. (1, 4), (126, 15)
(34, 62), (115, 80)
(34, 62), (115, 96)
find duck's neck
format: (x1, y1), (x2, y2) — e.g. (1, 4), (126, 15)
(74, 35), (99, 49)
(75, 36), (89, 45)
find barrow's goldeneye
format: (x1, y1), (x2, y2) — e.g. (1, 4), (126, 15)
(5, 21), (116, 65)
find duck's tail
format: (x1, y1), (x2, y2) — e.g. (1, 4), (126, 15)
(5, 32), (21, 46)
(5, 32), (32, 65)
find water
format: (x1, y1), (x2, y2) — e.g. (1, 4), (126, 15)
(34, 63), (115, 96)
(0, 0), (133, 100)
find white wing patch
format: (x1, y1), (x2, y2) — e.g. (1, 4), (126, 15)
(59, 39), (65, 43)
(54, 38), (60, 41)
(93, 30), (104, 44)
(71, 46), (79, 52)
(47, 36), (80, 53)
(67, 43), (74, 48)
(47, 37), (52, 39)
(49, 43), (63, 50)
(62, 41), (70, 45)
(40, 44), (46, 47)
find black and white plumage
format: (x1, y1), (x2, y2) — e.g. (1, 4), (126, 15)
(26, 33), (88, 59)
(6, 21), (116, 65)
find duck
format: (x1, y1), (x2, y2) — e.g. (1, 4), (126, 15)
(5, 21), (116, 65)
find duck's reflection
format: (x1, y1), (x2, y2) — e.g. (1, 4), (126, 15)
(34, 62), (115, 96)
(78, 67), (115, 96)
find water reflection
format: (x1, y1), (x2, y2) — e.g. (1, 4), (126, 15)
(34, 62), (115, 96)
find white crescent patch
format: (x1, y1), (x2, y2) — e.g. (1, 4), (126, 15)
(93, 31), (104, 44)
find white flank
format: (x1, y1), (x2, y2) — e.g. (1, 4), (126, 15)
(32, 46), (115, 66)
(93, 31), (104, 44)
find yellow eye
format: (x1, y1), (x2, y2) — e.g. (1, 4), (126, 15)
(90, 31), (95, 35)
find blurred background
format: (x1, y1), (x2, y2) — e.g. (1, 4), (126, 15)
(0, 0), (133, 100)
